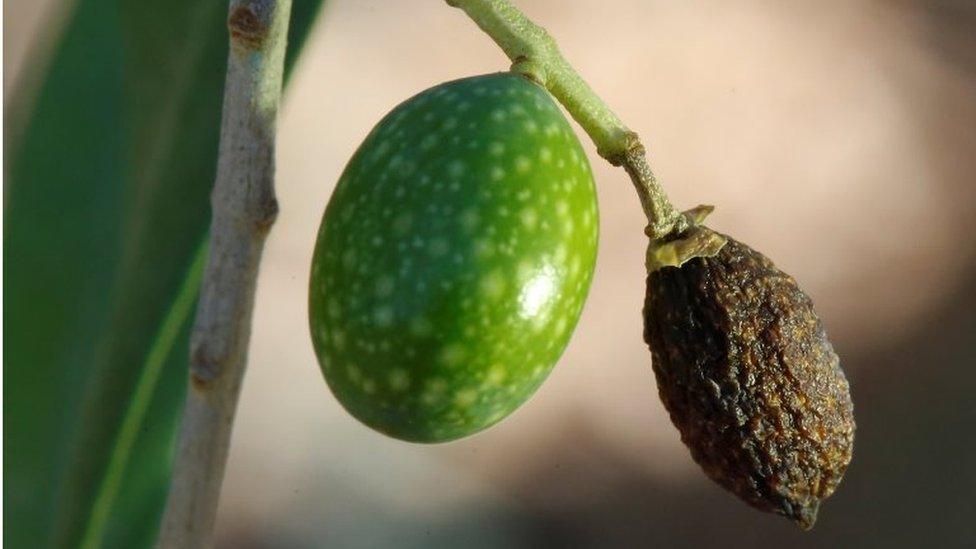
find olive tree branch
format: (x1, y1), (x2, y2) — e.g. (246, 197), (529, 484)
(157, 0), (292, 547)
(446, 0), (690, 239)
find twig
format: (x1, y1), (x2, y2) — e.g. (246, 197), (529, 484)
(157, 1), (292, 547)
(447, 0), (688, 239)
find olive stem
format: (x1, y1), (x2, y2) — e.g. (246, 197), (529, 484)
(447, 0), (687, 238)
(156, 0), (292, 547)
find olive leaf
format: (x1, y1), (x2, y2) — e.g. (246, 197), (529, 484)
(3, 1), (325, 547)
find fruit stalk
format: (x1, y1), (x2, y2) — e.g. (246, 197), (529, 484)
(157, 0), (292, 547)
(450, 0), (855, 528)
(446, 0), (686, 239)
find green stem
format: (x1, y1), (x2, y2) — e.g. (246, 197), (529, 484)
(447, 0), (687, 239)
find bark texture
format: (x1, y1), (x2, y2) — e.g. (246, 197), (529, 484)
(157, 1), (291, 547)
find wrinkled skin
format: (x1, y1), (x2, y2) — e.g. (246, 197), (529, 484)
(643, 235), (855, 529)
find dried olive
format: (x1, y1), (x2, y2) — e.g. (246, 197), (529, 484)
(643, 233), (855, 529)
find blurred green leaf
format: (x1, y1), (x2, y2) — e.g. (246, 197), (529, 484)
(3, 1), (325, 547)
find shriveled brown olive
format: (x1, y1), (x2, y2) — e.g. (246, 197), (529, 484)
(643, 234), (855, 529)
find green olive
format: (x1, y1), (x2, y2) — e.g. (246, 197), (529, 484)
(309, 73), (598, 442)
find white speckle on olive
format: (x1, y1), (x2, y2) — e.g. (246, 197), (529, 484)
(447, 160), (466, 178)
(347, 364), (362, 384)
(487, 365), (507, 385)
(375, 276), (394, 297)
(332, 330), (347, 351)
(454, 390), (478, 407)
(569, 255), (582, 275)
(460, 208), (480, 231)
(555, 200), (570, 217)
(327, 298), (341, 319)
(490, 166), (505, 182)
(428, 237), (450, 256)
(420, 134), (439, 150)
(554, 316), (568, 337)
(373, 306), (394, 327)
(473, 239), (494, 259)
(479, 270), (506, 299)
(389, 369), (410, 391)
(439, 344), (466, 367)
(362, 378), (377, 394)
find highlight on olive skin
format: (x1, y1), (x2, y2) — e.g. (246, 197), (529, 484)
(643, 230), (855, 529)
(309, 73), (599, 443)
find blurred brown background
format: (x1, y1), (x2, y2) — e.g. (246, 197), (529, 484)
(7, 0), (976, 547)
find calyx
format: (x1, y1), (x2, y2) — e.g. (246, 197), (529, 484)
(645, 205), (728, 272)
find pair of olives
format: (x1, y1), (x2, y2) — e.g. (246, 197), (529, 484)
(307, 72), (854, 529)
